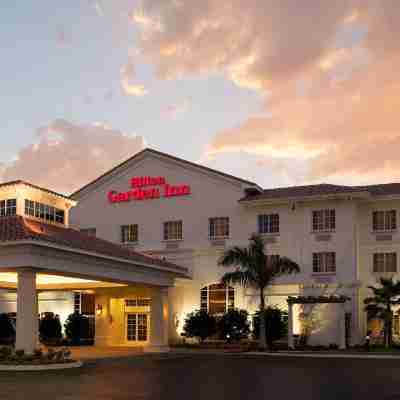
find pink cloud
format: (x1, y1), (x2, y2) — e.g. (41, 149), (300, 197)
(1, 120), (145, 194)
(130, 0), (400, 183)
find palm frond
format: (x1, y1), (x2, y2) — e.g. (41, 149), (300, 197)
(218, 246), (250, 269)
(273, 256), (300, 276)
(221, 270), (255, 288)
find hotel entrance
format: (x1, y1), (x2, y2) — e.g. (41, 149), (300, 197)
(125, 298), (150, 344)
(126, 313), (148, 342)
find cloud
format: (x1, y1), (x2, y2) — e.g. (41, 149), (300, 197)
(130, 0), (400, 184)
(120, 59), (148, 96)
(55, 26), (69, 48)
(161, 99), (191, 120)
(1, 120), (145, 194)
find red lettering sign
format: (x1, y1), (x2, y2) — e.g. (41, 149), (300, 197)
(108, 176), (191, 203)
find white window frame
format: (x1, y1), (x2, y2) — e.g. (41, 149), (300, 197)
(163, 220), (183, 241)
(24, 199), (65, 225)
(373, 210), (397, 232)
(312, 252), (336, 274)
(312, 209), (336, 232)
(209, 217), (230, 240)
(258, 214), (280, 235)
(373, 252), (397, 273)
(0, 199), (17, 217)
(200, 284), (234, 315)
(121, 224), (139, 244)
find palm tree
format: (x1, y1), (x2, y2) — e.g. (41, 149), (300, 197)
(364, 277), (400, 348)
(218, 234), (300, 350)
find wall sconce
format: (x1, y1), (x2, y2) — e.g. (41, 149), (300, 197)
(96, 304), (103, 316)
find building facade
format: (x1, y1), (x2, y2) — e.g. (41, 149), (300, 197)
(68, 149), (400, 346)
(1, 149), (400, 348)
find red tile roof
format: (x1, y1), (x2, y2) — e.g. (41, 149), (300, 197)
(0, 216), (187, 275)
(240, 183), (400, 202)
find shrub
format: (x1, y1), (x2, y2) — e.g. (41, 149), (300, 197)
(217, 309), (250, 342)
(0, 346), (12, 360)
(64, 312), (91, 344)
(253, 307), (288, 348)
(39, 313), (62, 342)
(0, 314), (15, 342)
(183, 310), (217, 342)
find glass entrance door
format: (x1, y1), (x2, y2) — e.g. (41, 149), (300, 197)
(126, 313), (148, 342)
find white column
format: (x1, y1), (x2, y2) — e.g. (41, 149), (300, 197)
(339, 302), (346, 350)
(16, 269), (38, 354)
(288, 302), (294, 349)
(145, 287), (169, 352)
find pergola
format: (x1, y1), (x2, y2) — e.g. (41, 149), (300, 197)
(287, 295), (350, 350)
(0, 216), (189, 353)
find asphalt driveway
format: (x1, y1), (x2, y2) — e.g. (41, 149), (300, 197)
(0, 353), (399, 400)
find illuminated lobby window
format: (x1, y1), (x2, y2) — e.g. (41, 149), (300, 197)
(200, 283), (234, 315)
(127, 313), (148, 341)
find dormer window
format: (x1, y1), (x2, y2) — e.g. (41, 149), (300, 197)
(25, 199), (65, 225)
(0, 199), (17, 217)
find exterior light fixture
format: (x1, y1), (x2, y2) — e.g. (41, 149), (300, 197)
(96, 304), (103, 316)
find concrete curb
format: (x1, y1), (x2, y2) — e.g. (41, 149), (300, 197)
(246, 352), (400, 360)
(0, 360), (83, 371)
(169, 349), (400, 360)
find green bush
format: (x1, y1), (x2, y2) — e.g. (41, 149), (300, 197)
(39, 313), (62, 342)
(0, 346), (72, 364)
(0, 346), (12, 360)
(253, 307), (288, 348)
(183, 310), (217, 342)
(64, 312), (91, 344)
(0, 314), (14, 342)
(217, 309), (250, 342)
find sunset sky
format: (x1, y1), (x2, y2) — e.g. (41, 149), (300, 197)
(1, 1), (399, 194)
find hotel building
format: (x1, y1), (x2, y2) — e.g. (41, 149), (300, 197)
(0, 148), (399, 351)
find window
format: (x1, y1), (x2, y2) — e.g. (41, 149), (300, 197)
(55, 209), (65, 224)
(24, 199), (65, 224)
(312, 209), (335, 231)
(209, 217), (230, 239)
(73, 292), (81, 313)
(0, 199), (17, 217)
(80, 228), (97, 237)
(258, 214), (279, 234)
(126, 313), (148, 342)
(373, 253), (397, 273)
(200, 284), (234, 315)
(163, 221), (182, 241)
(313, 252), (336, 273)
(373, 210), (396, 232)
(121, 224), (138, 243)
(125, 298), (151, 307)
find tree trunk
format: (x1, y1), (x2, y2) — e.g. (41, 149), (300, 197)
(259, 287), (267, 351)
(386, 306), (393, 348)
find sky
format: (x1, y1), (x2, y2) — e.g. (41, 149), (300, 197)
(0, 1), (399, 194)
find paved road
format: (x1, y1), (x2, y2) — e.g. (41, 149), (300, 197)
(0, 354), (399, 400)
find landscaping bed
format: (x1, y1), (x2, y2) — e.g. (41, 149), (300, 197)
(0, 346), (80, 367)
